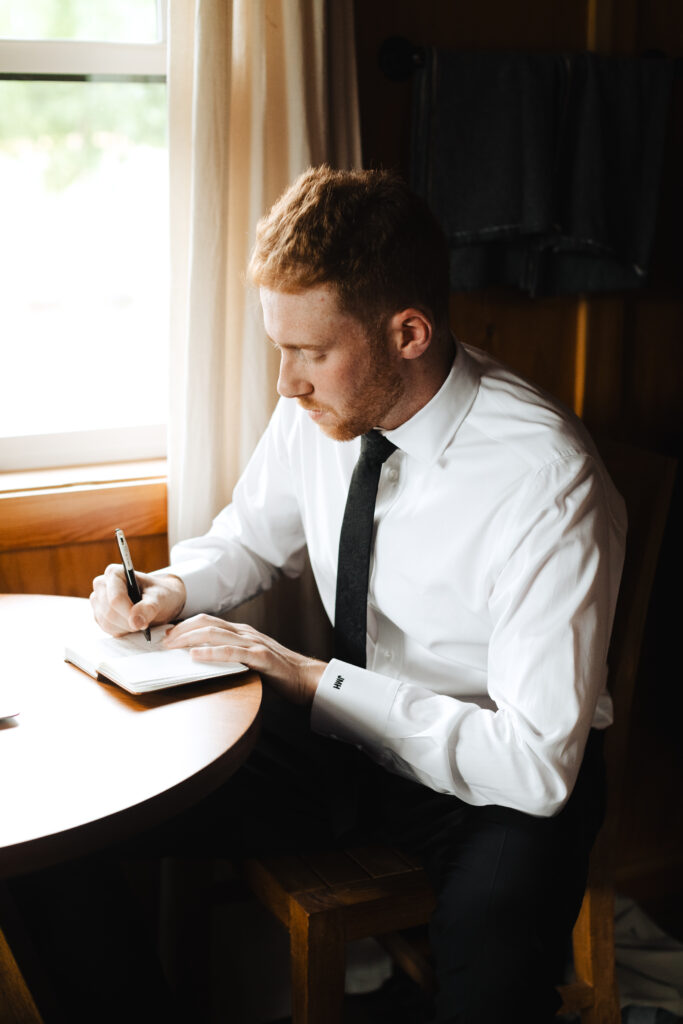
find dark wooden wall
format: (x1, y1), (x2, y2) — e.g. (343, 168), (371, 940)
(354, 0), (683, 931)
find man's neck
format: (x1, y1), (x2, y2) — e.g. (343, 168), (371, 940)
(379, 332), (456, 431)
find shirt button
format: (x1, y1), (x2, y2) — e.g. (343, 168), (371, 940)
(387, 468), (398, 482)
(383, 649), (393, 661)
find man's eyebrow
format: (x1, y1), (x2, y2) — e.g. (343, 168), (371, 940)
(266, 336), (330, 352)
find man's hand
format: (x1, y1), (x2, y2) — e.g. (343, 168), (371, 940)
(90, 565), (187, 637)
(163, 615), (326, 706)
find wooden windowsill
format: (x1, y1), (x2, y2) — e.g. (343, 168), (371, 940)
(0, 460), (168, 552)
(0, 458), (167, 496)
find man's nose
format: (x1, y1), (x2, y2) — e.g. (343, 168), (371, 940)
(277, 353), (312, 399)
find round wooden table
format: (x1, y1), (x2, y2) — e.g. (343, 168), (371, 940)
(0, 594), (262, 879)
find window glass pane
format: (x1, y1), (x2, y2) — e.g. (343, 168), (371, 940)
(0, 0), (159, 44)
(0, 79), (168, 439)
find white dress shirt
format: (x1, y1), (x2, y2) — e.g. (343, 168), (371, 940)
(168, 343), (627, 817)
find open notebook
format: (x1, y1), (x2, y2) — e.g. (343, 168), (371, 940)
(64, 623), (247, 695)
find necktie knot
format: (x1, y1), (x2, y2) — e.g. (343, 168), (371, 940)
(361, 430), (397, 467)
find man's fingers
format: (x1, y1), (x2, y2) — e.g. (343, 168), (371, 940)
(90, 566), (186, 638)
(101, 564), (163, 630)
(164, 615), (234, 643)
(128, 582), (160, 631)
(191, 643), (248, 664)
(89, 565), (130, 634)
(100, 564), (155, 632)
(191, 642), (273, 678)
(170, 621), (324, 706)
(103, 564), (134, 619)
(164, 625), (241, 650)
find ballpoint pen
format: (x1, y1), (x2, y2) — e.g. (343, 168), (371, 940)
(115, 528), (152, 641)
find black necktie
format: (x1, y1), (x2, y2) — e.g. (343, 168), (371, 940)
(334, 430), (397, 667)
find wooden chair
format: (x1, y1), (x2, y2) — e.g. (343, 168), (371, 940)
(245, 440), (677, 1024)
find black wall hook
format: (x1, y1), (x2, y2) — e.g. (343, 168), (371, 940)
(378, 36), (426, 81)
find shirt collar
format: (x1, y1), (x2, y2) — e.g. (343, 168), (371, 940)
(382, 341), (481, 463)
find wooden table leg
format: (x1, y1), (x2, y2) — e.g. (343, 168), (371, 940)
(0, 883), (62, 1024)
(0, 923), (44, 1024)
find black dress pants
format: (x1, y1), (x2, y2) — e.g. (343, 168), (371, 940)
(372, 727), (606, 1023)
(8, 690), (605, 1024)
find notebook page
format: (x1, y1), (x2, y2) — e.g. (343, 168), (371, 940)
(64, 624), (169, 678)
(104, 649), (247, 688)
(89, 625), (170, 658)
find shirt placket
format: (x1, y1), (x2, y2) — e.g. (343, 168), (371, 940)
(367, 453), (404, 677)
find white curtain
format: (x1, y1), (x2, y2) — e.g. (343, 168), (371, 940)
(167, 0), (362, 549)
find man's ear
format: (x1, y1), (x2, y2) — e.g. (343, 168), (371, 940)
(387, 308), (433, 360)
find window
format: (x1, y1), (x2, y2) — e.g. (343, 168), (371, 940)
(0, 0), (168, 471)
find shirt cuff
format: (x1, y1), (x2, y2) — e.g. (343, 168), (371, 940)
(150, 558), (212, 619)
(311, 658), (402, 755)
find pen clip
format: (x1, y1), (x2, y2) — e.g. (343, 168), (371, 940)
(115, 528), (133, 573)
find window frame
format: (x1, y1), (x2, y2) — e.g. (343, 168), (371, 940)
(0, 3), (168, 474)
(0, 39), (166, 76)
(0, 1), (167, 75)
(0, 426), (167, 473)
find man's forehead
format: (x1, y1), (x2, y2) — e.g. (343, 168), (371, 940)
(259, 285), (362, 346)
(259, 283), (340, 314)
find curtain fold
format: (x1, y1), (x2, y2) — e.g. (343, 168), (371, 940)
(167, 0), (361, 548)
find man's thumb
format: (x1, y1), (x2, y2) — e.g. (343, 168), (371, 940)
(130, 601), (155, 630)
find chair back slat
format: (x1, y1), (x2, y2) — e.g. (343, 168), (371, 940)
(596, 440), (676, 857)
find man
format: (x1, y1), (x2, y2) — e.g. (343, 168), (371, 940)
(91, 165), (625, 1022)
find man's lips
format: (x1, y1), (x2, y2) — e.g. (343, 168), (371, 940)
(298, 401), (328, 419)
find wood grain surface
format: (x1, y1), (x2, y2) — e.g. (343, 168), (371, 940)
(0, 594), (261, 879)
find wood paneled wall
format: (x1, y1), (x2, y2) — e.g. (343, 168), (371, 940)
(354, 0), (683, 925)
(0, 476), (169, 598)
(354, 0), (682, 452)
(0, 534), (169, 598)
